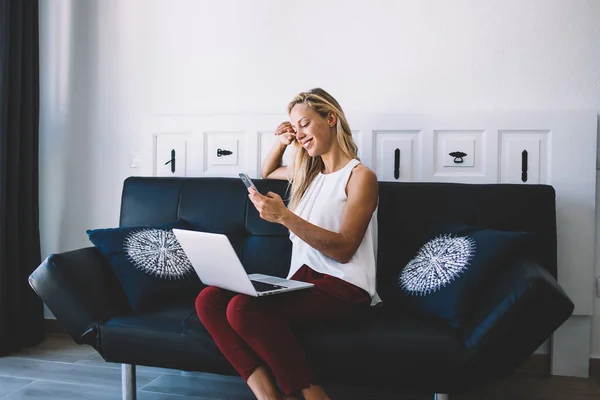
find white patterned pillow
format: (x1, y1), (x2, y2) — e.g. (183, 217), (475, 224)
(124, 228), (193, 280)
(87, 220), (203, 311)
(399, 234), (475, 296)
(398, 228), (532, 328)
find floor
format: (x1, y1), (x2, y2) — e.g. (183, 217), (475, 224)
(1, 334), (600, 399)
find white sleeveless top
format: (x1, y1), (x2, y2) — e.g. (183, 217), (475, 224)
(287, 159), (382, 306)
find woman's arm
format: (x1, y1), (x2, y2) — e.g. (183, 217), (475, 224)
(261, 141), (290, 180)
(261, 122), (295, 180)
(249, 165), (379, 263)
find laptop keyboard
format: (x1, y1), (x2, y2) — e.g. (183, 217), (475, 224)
(251, 280), (286, 293)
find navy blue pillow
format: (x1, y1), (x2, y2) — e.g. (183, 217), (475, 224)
(86, 220), (203, 311)
(397, 226), (533, 328)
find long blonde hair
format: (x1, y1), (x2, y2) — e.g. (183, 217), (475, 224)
(287, 88), (358, 211)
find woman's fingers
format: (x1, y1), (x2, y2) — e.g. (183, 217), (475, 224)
(274, 122), (296, 146)
(279, 132), (296, 145)
(275, 122), (293, 135)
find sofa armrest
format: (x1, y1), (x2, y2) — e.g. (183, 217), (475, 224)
(460, 260), (574, 376)
(29, 247), (130, 345)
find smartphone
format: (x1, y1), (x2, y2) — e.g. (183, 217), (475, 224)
(239, 173), (259, 193)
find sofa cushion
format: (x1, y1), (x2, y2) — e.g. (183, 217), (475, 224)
(295, 311), (466, 389)
(98, 305), (470, 392)
(397, 224), (533, 328)
(98, 305), (238, 375)
(86, 220), (203, 311)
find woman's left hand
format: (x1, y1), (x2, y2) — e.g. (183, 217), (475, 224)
(248, 188), (289, 224)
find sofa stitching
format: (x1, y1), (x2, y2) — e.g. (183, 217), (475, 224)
(180, 310), (197, 333)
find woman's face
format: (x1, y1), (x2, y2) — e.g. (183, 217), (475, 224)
(289, 104), (336, 157)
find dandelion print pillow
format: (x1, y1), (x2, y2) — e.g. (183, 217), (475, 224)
(87, 219), (203, 311)
(398, 227), (533, 328)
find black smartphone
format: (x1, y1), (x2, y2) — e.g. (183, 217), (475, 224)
(239, 173), (259, 193)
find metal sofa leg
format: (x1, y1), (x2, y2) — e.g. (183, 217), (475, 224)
(122, 364), (137, 400)
(434, 394), (449, 400)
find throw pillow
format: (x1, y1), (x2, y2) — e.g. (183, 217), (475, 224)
(87, 219), (203, 311)
(397, 225), (533, 328)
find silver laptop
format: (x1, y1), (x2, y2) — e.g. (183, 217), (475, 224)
(172, 229), (314, 297)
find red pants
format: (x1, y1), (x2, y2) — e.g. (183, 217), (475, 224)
(194, 265), (370, 395)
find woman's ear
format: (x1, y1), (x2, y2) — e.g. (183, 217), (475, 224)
(327, 111), (337, 127)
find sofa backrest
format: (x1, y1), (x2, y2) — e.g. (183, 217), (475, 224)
(120, 177), (557, 302)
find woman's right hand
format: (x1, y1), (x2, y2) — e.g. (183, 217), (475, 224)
(275, 122), (296, 146)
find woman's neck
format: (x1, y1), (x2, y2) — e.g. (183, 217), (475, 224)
(320, 146), (352, 175)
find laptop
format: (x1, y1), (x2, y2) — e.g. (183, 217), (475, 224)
(172, 229), (314, 297)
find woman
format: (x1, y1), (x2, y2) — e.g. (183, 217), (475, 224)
(195, 88), (381, 400)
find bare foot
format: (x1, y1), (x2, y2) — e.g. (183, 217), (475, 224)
(302, 384), (330, 400)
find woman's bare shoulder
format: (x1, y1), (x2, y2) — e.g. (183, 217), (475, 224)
(348, 163), (378, 194)
(350, 163), (377, 182)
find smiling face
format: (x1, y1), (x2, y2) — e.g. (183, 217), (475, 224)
(289, 104), (337, 158)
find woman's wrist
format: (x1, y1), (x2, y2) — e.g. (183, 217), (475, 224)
(274, 140), (289, 152)
(278, 208), (294, 226)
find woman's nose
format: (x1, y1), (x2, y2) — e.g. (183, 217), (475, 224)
(295, 130), (306, 140)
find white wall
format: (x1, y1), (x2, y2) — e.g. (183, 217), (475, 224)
(39, 0), (600, 351)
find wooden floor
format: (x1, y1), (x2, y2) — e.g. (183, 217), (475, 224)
(1, 334), (599, 399)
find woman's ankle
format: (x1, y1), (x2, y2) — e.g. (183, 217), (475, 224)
(301, 384), (330, 400)
(246, 366), (281, 400)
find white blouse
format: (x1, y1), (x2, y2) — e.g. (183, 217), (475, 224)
(287, 159), (382, 306)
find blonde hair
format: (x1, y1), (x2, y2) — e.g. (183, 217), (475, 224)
(287, 88), (358, 211)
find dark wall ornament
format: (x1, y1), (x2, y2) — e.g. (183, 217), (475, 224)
(217, 148), (233, 157)
(449, 151), (467, 164)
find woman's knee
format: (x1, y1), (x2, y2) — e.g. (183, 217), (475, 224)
(226, 294), (259, 333)
(195, 286), (227, 320)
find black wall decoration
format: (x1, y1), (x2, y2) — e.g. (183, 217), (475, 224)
(394, 148), (400, 179)
(449, 151), (467, 164)
(217, 148), (233, 157)
(164, 149), (176, 173)
(522, 150), (528, 182)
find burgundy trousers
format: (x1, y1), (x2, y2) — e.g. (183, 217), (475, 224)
(194, 264), (370, 395)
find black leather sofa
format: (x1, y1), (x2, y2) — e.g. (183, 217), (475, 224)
(29, 177), (574, 400)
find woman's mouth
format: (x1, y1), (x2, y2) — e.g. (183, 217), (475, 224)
(303, 138), (313, 149)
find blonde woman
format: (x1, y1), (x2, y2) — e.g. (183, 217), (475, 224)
(195, 88), (381, 400)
